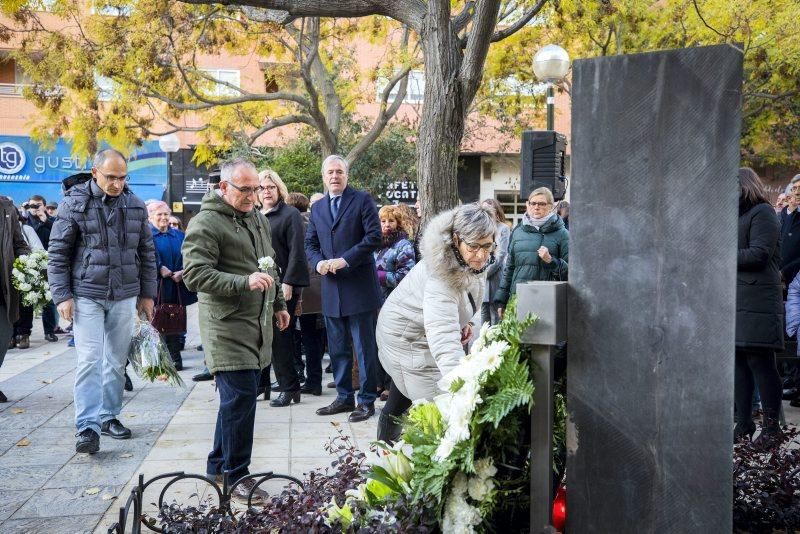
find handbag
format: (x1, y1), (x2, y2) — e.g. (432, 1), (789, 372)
(151, 278), (186, 335)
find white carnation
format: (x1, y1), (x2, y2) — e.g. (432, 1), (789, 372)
(258, 256), (275, 271)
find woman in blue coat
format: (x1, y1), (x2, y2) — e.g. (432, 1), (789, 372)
(148, 201), (197, 370)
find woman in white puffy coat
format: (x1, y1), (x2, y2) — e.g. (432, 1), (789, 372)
(376, 203), (497, 442)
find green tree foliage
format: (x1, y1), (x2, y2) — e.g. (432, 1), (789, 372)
(550, 0), (800, 164)
(1, 0), (417, 163)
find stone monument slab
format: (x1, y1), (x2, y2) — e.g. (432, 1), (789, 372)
(568, 44), (742, 532)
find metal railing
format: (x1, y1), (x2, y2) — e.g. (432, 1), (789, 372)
(107, 470), (303, 534)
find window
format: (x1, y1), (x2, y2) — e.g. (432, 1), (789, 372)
(377, 69), (425, 104)
(489, 76), (547, 98)
(92, 1), (133, 16)
(495, 190), (527, 226)
(199, 69), (241, 98)
(94, 73), (116, 101)
(0, 59), (32, 97)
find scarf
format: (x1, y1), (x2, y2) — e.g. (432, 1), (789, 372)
(450, 243), (495, 274)
(523, 212), (556, 230)
(381, 230), (408, 249)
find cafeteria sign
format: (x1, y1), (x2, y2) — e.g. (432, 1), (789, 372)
(384, 180), (418, 203)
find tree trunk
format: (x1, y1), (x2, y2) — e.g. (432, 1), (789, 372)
(416, 11), (465, 221)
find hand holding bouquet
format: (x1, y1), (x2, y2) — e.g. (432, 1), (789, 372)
(11, 250), (51, 314)
(128, 318), (184, 387)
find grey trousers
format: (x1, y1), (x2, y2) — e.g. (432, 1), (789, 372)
(0, 304), (12, 368)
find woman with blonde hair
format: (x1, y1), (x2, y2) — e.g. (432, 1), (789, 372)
(257, 169), (310, 406)
(494, 187), (569, 315)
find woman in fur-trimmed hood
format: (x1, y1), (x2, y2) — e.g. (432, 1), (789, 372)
(376, 203), (497, 442)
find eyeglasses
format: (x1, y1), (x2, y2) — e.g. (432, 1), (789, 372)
(527, 201), (551, 207)
(262, 185), (278, 192)
(226, 181), (263, 196)
(456, 235), (495, 254)
(95, 169), (129, 183)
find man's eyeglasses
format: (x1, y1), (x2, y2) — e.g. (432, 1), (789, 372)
(226, 181), (264, 196)
(95, 169), (129, 183)
(527, 201), (551, 207)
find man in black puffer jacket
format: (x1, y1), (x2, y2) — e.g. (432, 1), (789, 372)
(48, 149), (157, 455)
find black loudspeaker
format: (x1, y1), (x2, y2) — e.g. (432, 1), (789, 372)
(520, 130), (567, 201)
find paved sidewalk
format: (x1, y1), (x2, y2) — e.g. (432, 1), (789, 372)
(0, 324), (381, 533)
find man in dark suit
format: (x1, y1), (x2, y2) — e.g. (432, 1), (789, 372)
(305, 155), (382, 422)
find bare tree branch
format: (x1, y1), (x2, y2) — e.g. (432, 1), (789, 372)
(460, 0), (502, 106)
(178, 0), (427, 33)
(247, 113), (315, 143)
(347, 27), (413, 163)
(490, 0), (547, 42)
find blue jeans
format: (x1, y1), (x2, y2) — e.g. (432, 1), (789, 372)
(73, 296), (136, 435)
(207, 369), (259, 482)
(325, 311), (378, 405)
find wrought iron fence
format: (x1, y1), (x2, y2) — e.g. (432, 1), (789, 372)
(107, 470), (304, 533)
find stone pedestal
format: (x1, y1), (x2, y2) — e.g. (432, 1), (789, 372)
(567, 45), (742, 533)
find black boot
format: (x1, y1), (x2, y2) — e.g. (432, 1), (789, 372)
(171, 353), (183, 371)
(752, 411), (783, 450)
(270, 390), (300, 407)
(377, 410), (402, 444)
(733, 420), (756, 443)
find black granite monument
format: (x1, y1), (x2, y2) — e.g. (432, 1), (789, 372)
(568, 44), (742, 532)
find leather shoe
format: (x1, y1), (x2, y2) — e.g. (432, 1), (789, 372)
(45, 333), (58, 342)
(316, 398), (355, 416)
(270, 390), (300, 407)
(124, 373), (133, 392)
(300, 383), (322, 396)
(7, 337), (15, 350)
(193, 370), (213, 382)
(230, 477), (268, 505)
(783, 387), (799, 400)
(75, 428), (100, 454)
(327, 381), (336, 388)
(101, 418), (132, 439)
(348, 403), (375, 423)
(16, 335), (30, 349)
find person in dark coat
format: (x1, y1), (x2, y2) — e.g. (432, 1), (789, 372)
(735, 167), (785, 446)
(779, 174), (800, 284)
(148, 201), (197, 370)
(495, 187), (569, 314)
(305, 155), (383, 423)
(1, 195), (32, 403)
(287, 192), (326, 397)
(259, 169), (310, 407)
(48, 150), (157, 454)
(23, 195), (59, 343)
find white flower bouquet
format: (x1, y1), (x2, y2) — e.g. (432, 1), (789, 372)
(11, 250), (51, 314)
(128, 318), (184, 387)
(325, 298), (539, 533)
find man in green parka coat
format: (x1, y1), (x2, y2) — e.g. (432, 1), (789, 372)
(182, 157), (290, 502)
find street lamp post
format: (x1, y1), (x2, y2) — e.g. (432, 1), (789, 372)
(158, 133), (181, 208)
(532, 44), (571, 131)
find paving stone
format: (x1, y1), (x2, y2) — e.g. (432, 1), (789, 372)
(11, 485), (126, 519)
(0, 514), (99, 533)
(0, 489), (35, 521)
(45, 459), (144, 489)
(1, 464), (63, 491)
